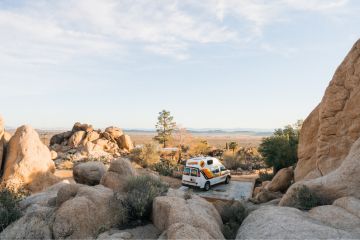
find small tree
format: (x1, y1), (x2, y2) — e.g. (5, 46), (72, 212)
(258, 122), (301, 173)
(154, 110), (177, 148)
(228, 142), (238, 156)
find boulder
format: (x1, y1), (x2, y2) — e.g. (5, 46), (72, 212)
(266, 167), (294, 192)
(236, 206), (358, 239)
(0, 205), (55, 239)
(117, 134), (134, 151)
(50, 150), (58, 160)
(105, 126), (123, 139)
(83, 131), (100, 145)
(295, 39), (360, 181)
(333, 197), (360, 218)
(68, 130), (86, 148)
(50, 131), (73, 146)
(152, 189), (224, 239)
(100, 158), (136, 192)
(72, 122), (94, 133)
(251, 189), (283, 204)
(280, 136), (360, 206)
(73, 161), (106, 186)
(308, 205), (360, 235)
(52, 184), (124, 239)
(2, 125), (56, 192)
(97, 225), (160, 240)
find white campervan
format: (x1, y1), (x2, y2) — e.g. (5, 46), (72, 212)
(182, 157), (231, 191)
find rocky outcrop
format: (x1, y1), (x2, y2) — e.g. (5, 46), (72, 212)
(100, 158), (136, 192)
(280, 136), (360, 206)
(153, 189), (224, 239)
(2, 125), (57, 192)
(296, 40), (360, 181)
(73, 161), (106, 186)
(236, 206), (359, 239)
(50, 123), (134, 168)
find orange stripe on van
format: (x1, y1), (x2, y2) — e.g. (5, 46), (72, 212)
(202, 168), (214, 179)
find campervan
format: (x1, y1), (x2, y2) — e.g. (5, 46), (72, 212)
(182, 157), (231, 191)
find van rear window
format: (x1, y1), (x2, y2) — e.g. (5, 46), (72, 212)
(191, 168), (198, 177)
(183, 167), (190, 176)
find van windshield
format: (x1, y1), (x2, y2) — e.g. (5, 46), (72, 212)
(183, 167), (190, 176)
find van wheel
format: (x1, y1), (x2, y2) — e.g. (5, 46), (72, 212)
(204, 182), (211, 191)
(225, 176), (230, 184)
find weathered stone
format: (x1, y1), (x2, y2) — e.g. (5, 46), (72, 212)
(296, 39), (360, 181)
(266, 167), (294, 192)
(100, 158), (136, 192)
(117, 134), (134, 151)
(105, 126), (123, 139)
(236, 206), (358, 239)
(68, 130), (86, 148)
(153, 189), (224, 239)
(50, 131), (73, 146)
(73, 161), (106, 186)
(72, 122), (94, 133)
(2, 125), (56, 192)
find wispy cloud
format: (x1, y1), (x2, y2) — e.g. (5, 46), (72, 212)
(0, 0), (353, 63)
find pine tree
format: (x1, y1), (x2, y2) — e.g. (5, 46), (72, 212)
(154, 110), (177, 148)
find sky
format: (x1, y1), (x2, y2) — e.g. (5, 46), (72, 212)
(0, 0), (359, 130)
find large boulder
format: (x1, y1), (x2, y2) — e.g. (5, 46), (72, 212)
(72, 122), (94, 133)
(152, 189), (224, 239)
(0, 116), (5, 171)
(105, 126), (123, 139)
(50, 131), (73, 146)
(280, 136), (360, 206)
(2, 125), (57, 192)
(295, 39), (360, 181)
(52, 184), (124, 239)
(236, 206), (358, 239)
(117, 134), (134, 151)
(100, 158), (136, 192)
(73, 161), (106, 186)
(266, 167), (294, 192)
(68, 130), (86, 148)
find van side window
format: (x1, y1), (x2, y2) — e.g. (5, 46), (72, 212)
(183, 167), (190, 176)
(212, 168), (220, 174)
(191, 168), (198, 177)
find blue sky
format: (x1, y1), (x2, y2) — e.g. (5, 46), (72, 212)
(0, 0), (359, 130)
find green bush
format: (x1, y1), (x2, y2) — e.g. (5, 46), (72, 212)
(122, 175), (169, 221)
(223, 153), (242, 170)
(0, 188), (22, 232)
(152, 159), (175, 176)
(293, 185), (321, 210)
(258, 171), (274, 182)
(130, 143), (160, 167)
(220, 201), (246, 240)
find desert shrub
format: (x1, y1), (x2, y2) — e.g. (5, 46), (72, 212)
(122, 175), (169, 221)
(220, 201), (246, 239)
(130, 143), (160, 167)
(0, 188), (22, 232)
(223, 152), (242, 170)
(293, 185), (321, 210)
(189, 139), (211, 156)
(152, 159), (178, 177)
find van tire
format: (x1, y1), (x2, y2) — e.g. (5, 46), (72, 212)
(225, 176), (230, 184)
(204, 182), (211, 191)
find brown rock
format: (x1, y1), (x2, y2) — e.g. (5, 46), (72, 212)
(280, 136), (360, 207)
(152, 189), (224, 239)
(266, 167), (294, 192)
(73, 161), (106, 186)
(105, 126), (123, 139)
(68, 130), (86, 148)
(251, 189), (283, 204)
(72, 122), (94, 133)
(100, 158), (136, 192)
(2, 125), (56, 192)
(52, 184), (125, 239)
(117, 134), (134, 151)
(295, 39), (360, 181)
(50, 131), (73, 146)
(50, 150), (58, 160)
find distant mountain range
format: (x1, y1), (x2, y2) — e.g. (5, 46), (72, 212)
(124, 128), (273, 136)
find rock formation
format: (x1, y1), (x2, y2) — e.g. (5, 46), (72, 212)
(2, 125), (58, 192)
(153, 189), (224, 239)
(295, 39), (360, 181)
(50, 123), (134, 168)
(236, 206), (359, 239)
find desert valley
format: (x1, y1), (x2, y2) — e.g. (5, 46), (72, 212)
(1, 39), (360, 239)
